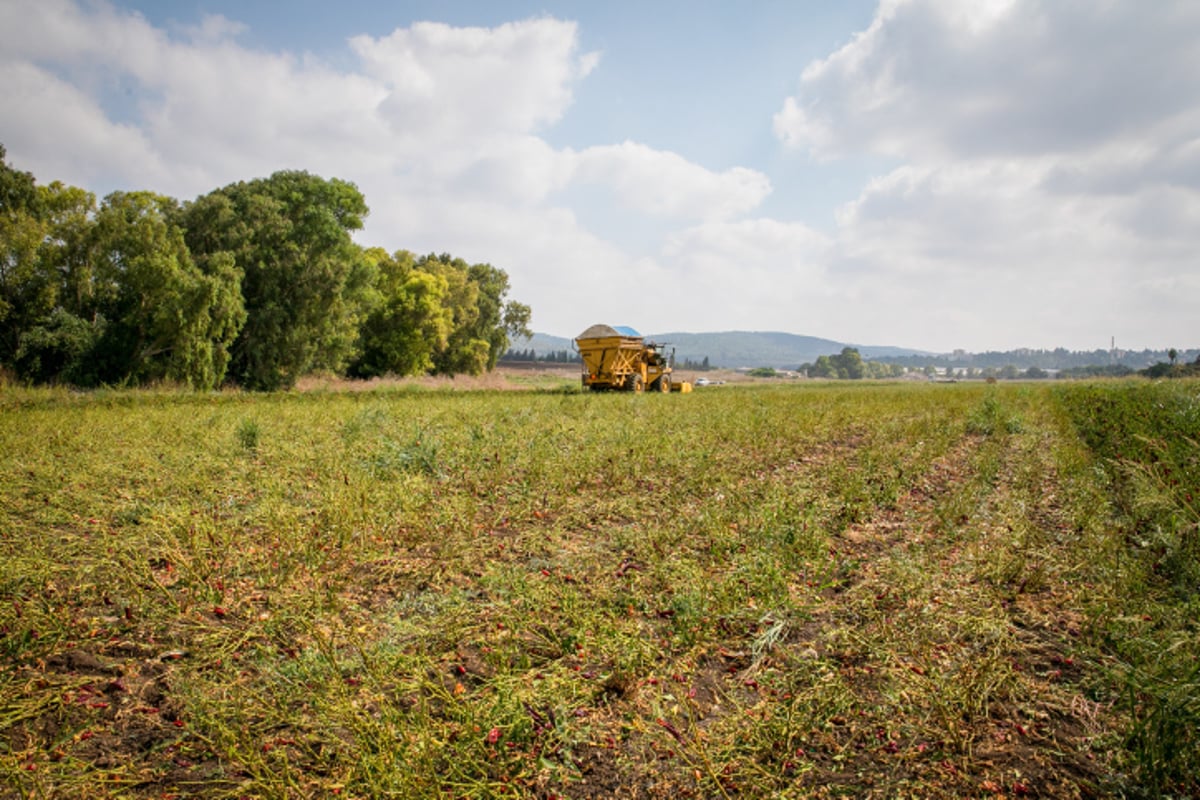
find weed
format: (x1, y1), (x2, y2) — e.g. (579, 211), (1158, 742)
(235, 416), (261, 452)
(1110, 628), (1200, 797)
(367, 432), (442, 478)
(966, 394), (1024, 436)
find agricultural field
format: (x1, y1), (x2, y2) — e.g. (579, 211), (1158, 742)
(1, 379), (1197, 799)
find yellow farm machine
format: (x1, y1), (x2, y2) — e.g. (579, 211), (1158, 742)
(574, 324), (691, 393)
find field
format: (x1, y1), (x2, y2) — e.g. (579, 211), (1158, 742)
(1, 379), (1197, 798)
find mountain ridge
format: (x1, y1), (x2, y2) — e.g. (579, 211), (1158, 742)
(511, 331), (1194, 371)
(514, 330), (931, 369)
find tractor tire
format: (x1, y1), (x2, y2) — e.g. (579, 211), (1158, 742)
(659, 375), (671, 392)
(628, 374), (644, 393)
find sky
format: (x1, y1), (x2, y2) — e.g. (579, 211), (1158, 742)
(2, 0), (1198, 353)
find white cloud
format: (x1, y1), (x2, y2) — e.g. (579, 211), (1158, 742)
(570, 142), (771, 221)
(183, 14), (248, 44)
(776, 0), (1200, 163)
(820, 155), (1200, 349)
(663, 218), (830, 277)
(0, 60), (170, 190)
(350, 19), (598, 144)
(767, 0), (1200, 350)
(654, 219), (833, 330)
(0, 0), (159, 66)
(0, 1), (747, 229)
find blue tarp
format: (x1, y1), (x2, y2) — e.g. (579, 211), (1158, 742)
(576, 324), (642, 340)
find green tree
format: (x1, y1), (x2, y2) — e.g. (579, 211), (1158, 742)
(420, 254), (485, 375)
(349, 249), (453, 378)
(13, 308), (100, 384)
(9, 182), (104, 384)
(835, 347), (865, 379)
(0, 145), (52, 365)
(864, 359), (895, 379)
(421, 254), (531, 376)
(809, 355), (836, 378)
(811, 347), (867, 379)
(38, 182), (99, 316)
(85, 191), (244, 388)
(183, 171), (369, 390)
(469, 263), (509, 369)
(462, 261), (532, 372)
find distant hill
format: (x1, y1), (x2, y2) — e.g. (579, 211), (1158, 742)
(512, 330), (930, 369)
(511, 331), (1197, 372)
(653, 332), (931, 369)
(516, 332), (575, 356)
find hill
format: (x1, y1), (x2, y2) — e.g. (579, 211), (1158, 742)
(513, 330), (929, 369)
(513, 331), (1197, 372)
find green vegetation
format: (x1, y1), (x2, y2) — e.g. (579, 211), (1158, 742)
(883, 348), (1198, 376)
(1, 145), (531, 391)
(1142, 356), (1200, 379)
(801, 347), (905, 379)
(1055, 382), (1200, 795)
(1, 380), (1197, 798)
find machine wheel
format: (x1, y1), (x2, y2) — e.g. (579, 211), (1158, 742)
(658, 375), (671, 392)
(628, 374), (644, 393)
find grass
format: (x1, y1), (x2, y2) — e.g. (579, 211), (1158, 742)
(1, 379), (1197, 798)
(1055, 381), (1200, 796)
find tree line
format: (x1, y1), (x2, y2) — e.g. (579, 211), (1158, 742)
(501, 348), (580, 364)
(800, 347), (905, 379)
(878, 347), (1197, 372)
(1141, 348), (1200, 379)
(0, 145), (531, 391)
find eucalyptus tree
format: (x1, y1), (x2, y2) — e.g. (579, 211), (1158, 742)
(418, 253), (532, 376)
(348, 248), (454, 378)
(84, 190), (244, 388)
(11, 182), (102, 384)
(466, 261), (532, 371)
(182, 171), (371, 390)
(0, 145), (49, 365)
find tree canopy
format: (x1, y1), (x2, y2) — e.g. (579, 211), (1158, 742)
(181, 171), (372, 390)
(0, 146), (532, 390)
(801, 347), (899, 379)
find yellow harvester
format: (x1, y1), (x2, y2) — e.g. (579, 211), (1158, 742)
(574, 324), (690, 392)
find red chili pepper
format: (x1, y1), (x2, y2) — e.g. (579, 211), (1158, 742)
(657, 718), (685, 744)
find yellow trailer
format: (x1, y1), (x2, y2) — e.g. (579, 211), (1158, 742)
(574, 324), (689, 392)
